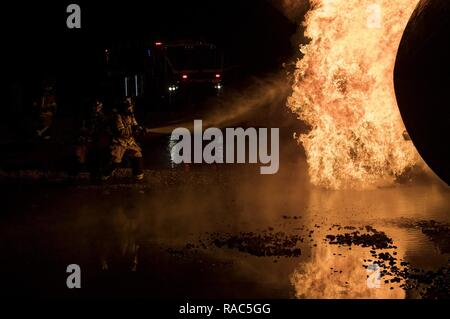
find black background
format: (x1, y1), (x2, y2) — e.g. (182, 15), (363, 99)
(3, 1), (297, 83)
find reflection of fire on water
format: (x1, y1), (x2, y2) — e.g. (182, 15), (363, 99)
(290, 244), (405, 299)
(287, 0), (420, 189)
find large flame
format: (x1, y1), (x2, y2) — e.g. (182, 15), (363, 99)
(287, 0), (420, 189)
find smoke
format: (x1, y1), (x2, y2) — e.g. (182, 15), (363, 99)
(271, 0), (310, 22)
(271, 0), (310, 49)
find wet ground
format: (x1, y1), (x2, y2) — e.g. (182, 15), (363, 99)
(0, 80), (449, 299)
(1, 137), (449, 299)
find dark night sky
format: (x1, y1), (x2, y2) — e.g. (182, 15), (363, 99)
(4, 0), (297, 80)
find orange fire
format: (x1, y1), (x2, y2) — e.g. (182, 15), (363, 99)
(287, 0), (420, 189)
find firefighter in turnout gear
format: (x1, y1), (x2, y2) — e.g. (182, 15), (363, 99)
(34, 81), (57, 139)
(70, 98), (110, 179)
(102, 97), (144, 181)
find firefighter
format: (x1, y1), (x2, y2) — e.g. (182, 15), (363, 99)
(102, 97), (144, 181)
(70, 98), (110, 179)
(34, 81), (57, 139)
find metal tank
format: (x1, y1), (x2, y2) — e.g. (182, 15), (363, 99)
(394, 0), (450, 185)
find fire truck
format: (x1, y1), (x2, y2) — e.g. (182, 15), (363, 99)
(103, 40), (224, 109)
